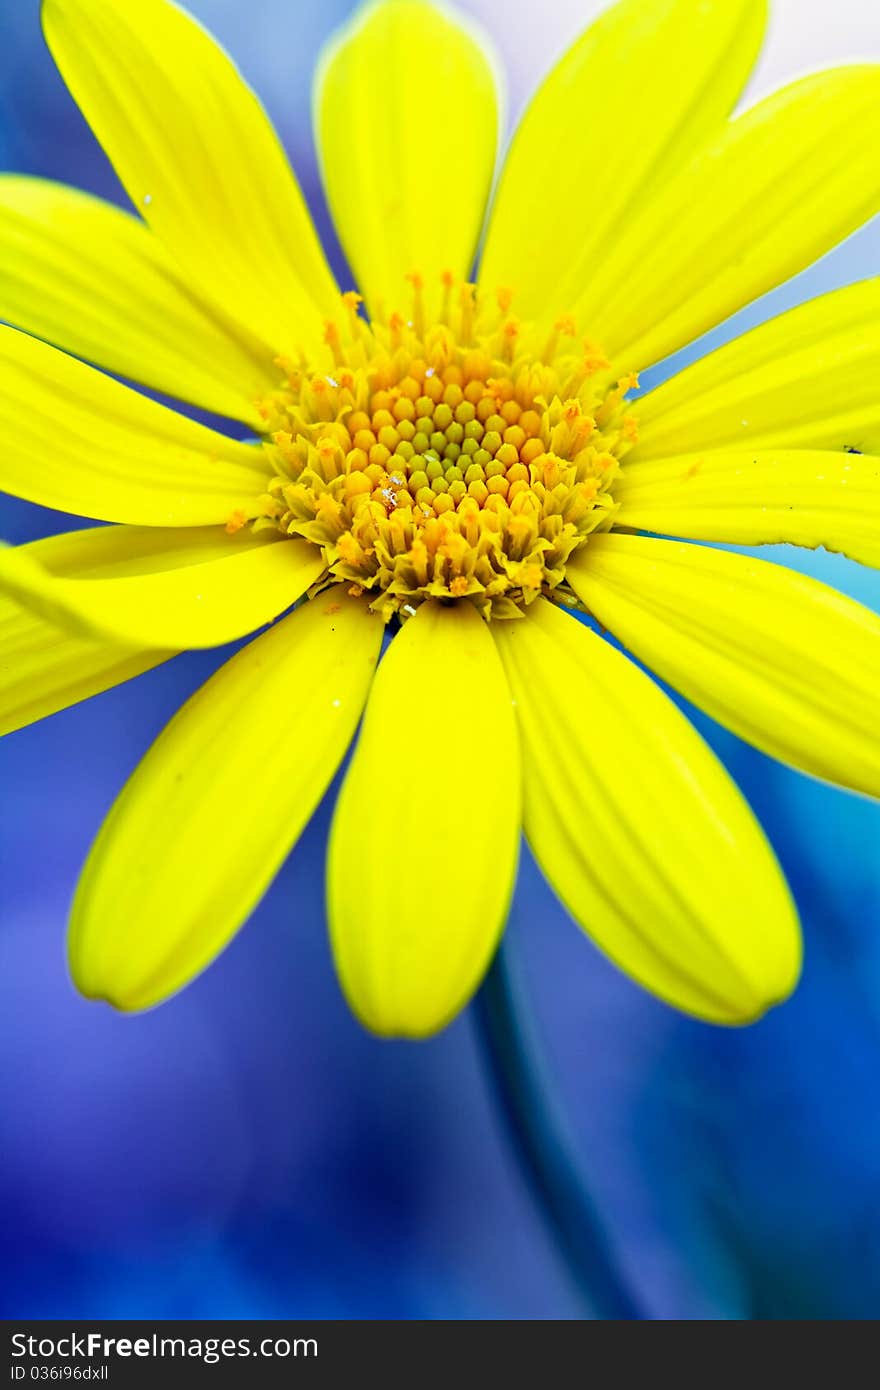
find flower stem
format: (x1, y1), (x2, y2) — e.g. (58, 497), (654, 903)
(473, 935), (643, 1319)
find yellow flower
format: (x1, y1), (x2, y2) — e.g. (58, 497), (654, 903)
(2, 0), (879, 1037)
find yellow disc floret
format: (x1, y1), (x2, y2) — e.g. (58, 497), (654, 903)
(252, 277), (638, 621)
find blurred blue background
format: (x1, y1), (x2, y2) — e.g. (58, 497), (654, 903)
(1, 0), (879, 1320)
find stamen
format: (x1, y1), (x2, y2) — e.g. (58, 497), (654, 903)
(406, 271), (425, 337)
(255, 275), (637, 621)
(324, 319), (344, 367)
(459, 282), (476, 345)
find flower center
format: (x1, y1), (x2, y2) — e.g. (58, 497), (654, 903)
(244, 275), (638, 621)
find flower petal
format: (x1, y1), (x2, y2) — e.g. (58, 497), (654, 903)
(480, 0), (766, 325)
(577, 67), (880, 372)
(0, 603), (170, 740)
(615, 449), (880, 568)
(315, 0), (499, 316)
(0, 524), (323, 649)
(631, 278), (880, 459)
(494, 600), (800, 1024)
(0, 326), (266, 525)
(569, 535), (880, 797)
(42, 0), (338, 357)
(69, 588), (382, 1011)
(0, 176), (277, 428)
(328, 600), (520, 1038)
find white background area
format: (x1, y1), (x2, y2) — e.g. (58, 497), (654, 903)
(462, 0), (880, 112)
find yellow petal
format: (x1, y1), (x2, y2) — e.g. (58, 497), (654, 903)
(615, 449), (880, 568)
(0, 526), (179, 738)
(0, 604), (170, 740)
(480, 0), (766, 325)
(69, 588), (382, 1011)
(494, 600), (799, 1024)
(631, 278), (880, 458)
(570, 534), (880, 797)
(0, 326), (266, 524)
(42, 0), (338, 357)
(578, 67), (880, 371)
(0, 524), (322, 649)
(328, 600), (520, 1038)
(0, 176), (277, 428)
(315, 0), (499, 317)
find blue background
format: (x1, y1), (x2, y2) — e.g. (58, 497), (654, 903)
(1, 0), (879, 1320)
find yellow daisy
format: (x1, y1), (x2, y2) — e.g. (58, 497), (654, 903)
(2, 0), (879, 1038)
